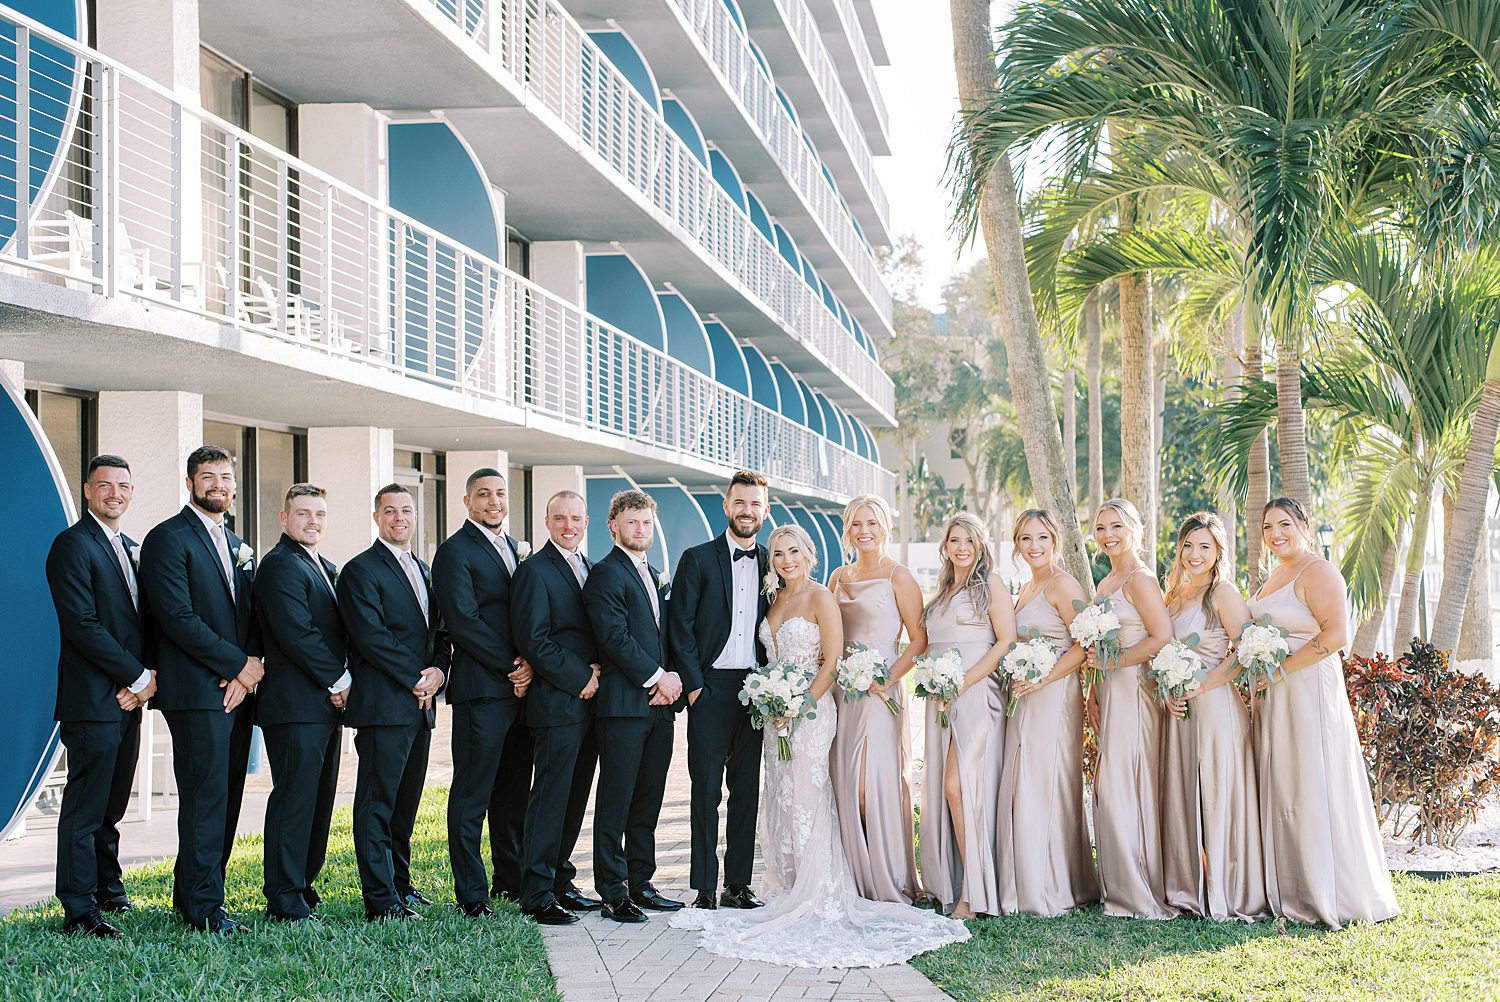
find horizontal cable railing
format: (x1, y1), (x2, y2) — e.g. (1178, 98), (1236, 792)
(671, 0), (890, 309)
(474, 0), (895, 411)
(0, 8), (891, 501)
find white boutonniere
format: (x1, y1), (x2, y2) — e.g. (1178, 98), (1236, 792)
(235, 543), (254, 569)
(657, 570), (671, 590)
(515, 540), (532, 561)
(128, 544), (141, 568)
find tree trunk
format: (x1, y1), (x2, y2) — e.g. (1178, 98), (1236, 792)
(1353, 520), (1407, 657)
(1063, 364), (1078, 506)
(1087, 289), (1105, 514)
(1118, 267), (1154, 548)
(1245, 316), (1271, 588)
(1392, 482), (1435, 648)
(899, 441), (914, 567)
(950, 0), (1092, 591)
(1431, 340), (1500, 648)
(1275, 340), (1312, 510)
(1152, 316), (1167, 551)
(1458, 535), (1493, 662)
(1217, 309), (1244, 581)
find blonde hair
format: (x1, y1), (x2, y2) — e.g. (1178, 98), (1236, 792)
(1093, 498), (1148, 563)
(840, 495), (893, 561)
(764, 523), (819, 596)
(925, 511), (994, 624)
(1012, 508), (1064, 569)
(1163, 511), (1231, 630)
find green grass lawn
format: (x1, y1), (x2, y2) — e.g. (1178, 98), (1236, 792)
(913, 873), (1500, 1001)
(0, 789), (558, 1001)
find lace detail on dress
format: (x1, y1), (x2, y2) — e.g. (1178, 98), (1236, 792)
(672, 616), (970, 967)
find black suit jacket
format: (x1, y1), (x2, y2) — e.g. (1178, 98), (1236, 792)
(432, 520), (521, 705)
(666, 536), (768, 694)
(46, 515), (148, 723)
(254, 535), (345, 727)
(338, 541), (449, 729)
(584, 546), (672, 720)
(139, 506), (260, 713)
(511, 541), (597, 728)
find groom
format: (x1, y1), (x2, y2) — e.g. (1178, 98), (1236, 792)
(667, 470), (770, 910)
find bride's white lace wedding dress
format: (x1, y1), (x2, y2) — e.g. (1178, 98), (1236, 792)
(671, 616), (970, 967)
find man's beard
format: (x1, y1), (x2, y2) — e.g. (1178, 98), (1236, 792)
(618, 536), (651, 553)
(728, 515), (763, 541)
(193, 489), (230, 514)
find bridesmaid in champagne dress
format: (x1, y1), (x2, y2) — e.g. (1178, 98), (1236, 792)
(1085, 499), (1176, 919)
(910, 511), (1015, 918)
(1247, 498), (1398, 929)
(827, 495), (924, 903)
(996, 509), (1099, 915)
(1160, 513), (1268, 921)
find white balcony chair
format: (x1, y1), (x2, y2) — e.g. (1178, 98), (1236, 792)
(27, 210), (172, 294)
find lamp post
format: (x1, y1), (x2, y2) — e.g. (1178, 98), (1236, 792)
(1317, 522), (1334, 561)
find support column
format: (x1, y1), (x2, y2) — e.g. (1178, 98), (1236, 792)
(96, 391), (202, 533)
(307, 426), (394, 566)
(298, 104), (388, 200)
(445, 449), (512, 540)
(530, 241), (585, 307)
(530, 465), (585, 547)
(0, 359), (23, 393)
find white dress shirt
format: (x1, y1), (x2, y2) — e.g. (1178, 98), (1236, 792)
(712, 532), (759, 670)
(302, 543), (350, 694)
(91, 511), (151, 694)
(189, 504), (237, 598)
(615, 543), (665, 689)
(469, 518), (517, 575)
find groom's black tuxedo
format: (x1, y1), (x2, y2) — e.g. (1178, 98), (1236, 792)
(667, 534), (768, 896)
(138, 505), (260, 927)
(46, 514), (148, 924)
(253, 534), (345, 919)
(512, 541), (600, 912)
(584, 544), (675, 905)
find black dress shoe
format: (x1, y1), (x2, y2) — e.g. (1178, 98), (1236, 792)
(403, 890), (435, 907)
(264, 909), (313, 923)
(557, 887), (602, 911)
(490, 887), (521, 904)
(65, 912), (122, 939)
(631, 885), (684, 911)
(198, 914), (250, 934)
(524, 902), (580, 926)
(600, 899), (649, 924)
(720, 885), (763, 909)
(691, 892), (717, 910)
(366, 903), (424, 922)
(98, 898), (134, 914)
(457, 901), (495, 918)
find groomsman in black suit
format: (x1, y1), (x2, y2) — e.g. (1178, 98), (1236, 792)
(585, 490), (684, 922)
(433, 468), (533, 918)
(668, 470), (770, 910)
(513, 490), (604, 925)
(139, 445), (263, 932)
(253, 483), (347, 922)
(339, 483), (449, 920)
(46, 455), (151, 938)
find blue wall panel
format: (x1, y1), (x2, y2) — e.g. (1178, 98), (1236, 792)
(740, 343), (779, 410)
(745, 191), (774, 244)
(704, 321), (750, 394)
(0, 1), (82, 251)
(388, 122), (499, 259)
(584, 475), (667, 570)
(811, 510), (845, 574)
(709, 149), (749, 211)
(643, 484), (713, 570)
(658, 291), (714, 377)
(691, 491), (729, 538)
(586, 253), (666, 351)
(768, 362), (805, 425)
(588, 30), (662, 112)
(663, 99), (709, 166)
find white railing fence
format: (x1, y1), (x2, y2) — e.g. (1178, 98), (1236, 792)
(0, 9), (892, 501)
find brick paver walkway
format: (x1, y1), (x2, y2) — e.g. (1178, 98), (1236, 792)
(548, 716), (954, 1002)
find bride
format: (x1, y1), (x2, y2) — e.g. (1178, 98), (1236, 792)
(672, 524), (970, 967)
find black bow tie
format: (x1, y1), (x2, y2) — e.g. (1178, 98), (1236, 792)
(732, 548), (756, 561)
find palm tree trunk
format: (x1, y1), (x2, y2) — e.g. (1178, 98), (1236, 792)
(1431, 339), (1500, 649)
(1392, 482), (1436, 647)
(1152, 317), (1167, 551)
(1458, 539), (1492, 662)
(1276, 339), (1312, 509)
(1353, 520), (1406, 657)
(1245, 309), (1271, 588)
(1118, 270), (1154, 544)
(1087, 290), (1105, 513)
(950, 0), (1092, 591)
(1218, 310), (1243, 581)
(1063, 364), (1078, 504)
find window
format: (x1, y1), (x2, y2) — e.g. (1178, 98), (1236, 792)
(203, 419), (307, 553)
(25, 389), (96, 506)
(393, 449), (446, 563)
(506, 230), (531, 278)
(199, 48), (296, 155)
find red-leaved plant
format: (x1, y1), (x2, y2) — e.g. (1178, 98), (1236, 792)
(1344, 641), (1500, 848)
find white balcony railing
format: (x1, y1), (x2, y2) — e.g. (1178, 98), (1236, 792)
(431, 0), (895, 413)
(811, 0), (890, 140)
(671, 0), (890, 307)
(0, 8), (892, 502)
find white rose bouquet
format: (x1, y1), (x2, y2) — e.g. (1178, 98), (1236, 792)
(910, 647), (966, 728)
(1147, 635), (1208, 718)
(1000, 630), (1058, 716)
(1235, 617), (1291, 691)
(1069, 597), (1123, 690)
(739, 658), (819, 761)
(836, 642), (900, 715)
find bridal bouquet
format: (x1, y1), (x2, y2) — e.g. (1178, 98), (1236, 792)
(739, 658), (819, 761)
(910, 647), (965, 728)
(1069, 597), (1123, 690)
(837, 642), (900, 715)
(1148, 635), (1207, 718)
(1235, 617), (1291, 691)
(1000, 632), (1058, 717)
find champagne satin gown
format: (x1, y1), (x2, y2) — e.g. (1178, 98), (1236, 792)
(919, 590), (1003, 916)
(1160, 600), (1269, 920)
(1248, 569), (1399, 929)
(995, 590), (1099, 915)
(1093, 570), (1176, 919)
(832, 573), (920, 903)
